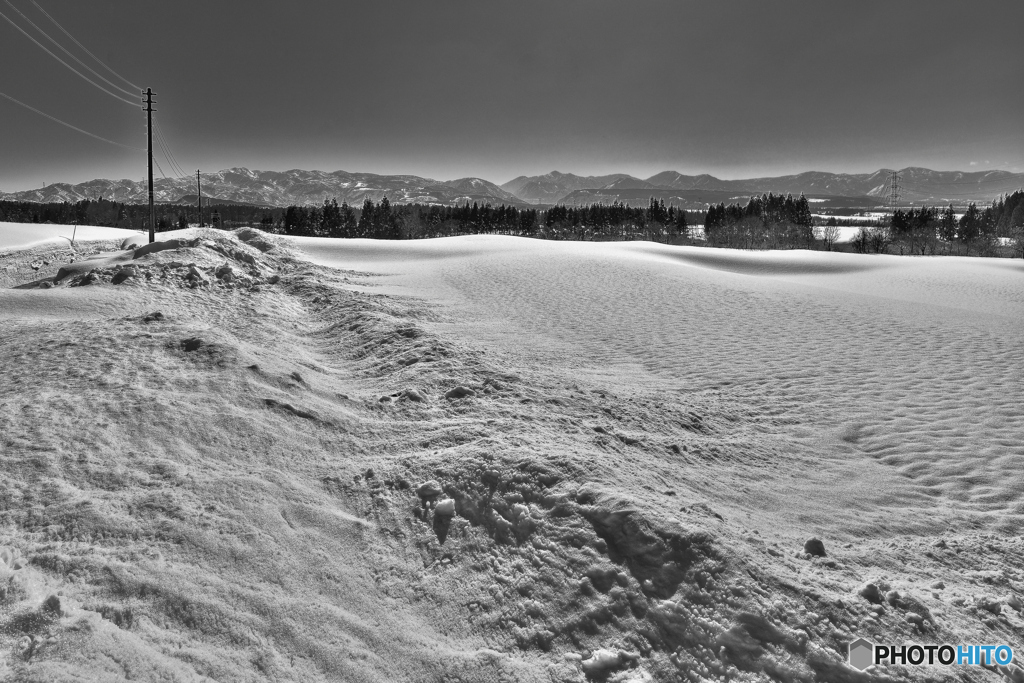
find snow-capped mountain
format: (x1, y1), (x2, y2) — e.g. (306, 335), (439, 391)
(503, 168), (1024, 205)
(500, 171), (634, 204)
(443, 177), (522, 204)
(0, 168), (532, 208)
(3, 167), (1020, 208)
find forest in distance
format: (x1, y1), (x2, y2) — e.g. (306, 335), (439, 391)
(2, 190), (1023, 258)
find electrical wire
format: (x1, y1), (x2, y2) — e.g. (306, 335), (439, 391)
(152, 120), (172, 165)
(154, 120), (190, 179)
(158, 126), (188, 178)
(0, 4), (183, 206)
(903, 187), (1024, 198)
(0, 7), (138, 106)
(904, 182), (1024, 192)
(157, 122), (193, 182)
(3, 0), (137, 99)
(30, 0), (141, 92)
(0, 89), (144, 150)
(152, 124), (178, 175)
(895, 173), (1024, 188)
(12, 2), (181, 181)
(145, 122), (176, 182)
(152, 155), (168, 179)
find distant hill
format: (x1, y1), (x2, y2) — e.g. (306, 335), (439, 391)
(504, 168), (1024, 205)
(645, 171), (710, 189)
(557, 188), (876, 211)
(600, 177), (659, 191)
(0, 168), (534, 208)
(638, 170), (890, 197)
(4, 166), (1021, 209)
(500, 171), (633, 204)
(559, 189), (749, 210)
(648, 168), (1024, 205)
(174, 194), (269, 207)
(443, 177), (522, 204)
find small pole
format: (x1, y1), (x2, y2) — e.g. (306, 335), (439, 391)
(143, 88), (156, 243)
(197, 169), (203, 227)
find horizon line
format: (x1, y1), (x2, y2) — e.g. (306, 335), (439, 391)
(4, 164), (1024, 194)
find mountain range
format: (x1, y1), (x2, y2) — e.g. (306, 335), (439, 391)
(2, 167), (1021, 209)
(0, 169), (524, 209)
(501, 168), (1024, 206)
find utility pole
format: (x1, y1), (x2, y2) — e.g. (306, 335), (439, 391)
(143, 88), (156, 243)
(197, 169), (203, 227)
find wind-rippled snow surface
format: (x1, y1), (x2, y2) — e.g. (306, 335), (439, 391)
(295, 236), (1024, 535)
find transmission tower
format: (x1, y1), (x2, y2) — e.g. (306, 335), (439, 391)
(887, 170), (902, 211)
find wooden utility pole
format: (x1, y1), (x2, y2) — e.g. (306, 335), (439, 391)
(197, 169), (203, 227)
(143, 88), (156, 243)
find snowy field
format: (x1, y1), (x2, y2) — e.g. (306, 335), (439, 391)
(290, 235), (1024, 537)
(0, 222), (142, 252)
(2, 223), (1024, 682)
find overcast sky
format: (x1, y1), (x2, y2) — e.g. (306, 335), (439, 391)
(1, 0), (1022, 191)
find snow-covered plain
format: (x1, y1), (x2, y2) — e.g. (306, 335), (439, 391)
(2, 224), (1024, 682)
(291, 236), (1024, 537)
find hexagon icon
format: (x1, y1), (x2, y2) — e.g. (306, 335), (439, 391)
(848, 638), (874, 671)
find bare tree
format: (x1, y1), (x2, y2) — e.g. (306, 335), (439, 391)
(815, 224), (841, 251)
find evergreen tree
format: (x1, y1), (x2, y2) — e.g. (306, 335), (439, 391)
(358, 199), (375, 238)
(673, 207), (688, 240)
(959, 203), (981, 255)
(980, 207), (996, 237)
(1011, 202), (1024, 259)
(795, 194), (814, 246)
(939, 204), (957, 249)
(1011, 202), (1024, 233)
(378, 196), (398, 239)
(322, 198), (343, 238)
(340, 202), (357, 238)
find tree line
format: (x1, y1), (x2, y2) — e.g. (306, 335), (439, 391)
(851, 190), (1024, 257)
(704, 193), (814, 249)
(0, 198), (285, 232)
(4, 191), (1022, 257)
(274, 197), (698, 242)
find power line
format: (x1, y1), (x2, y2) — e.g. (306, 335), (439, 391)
(157, 140), (186, 179)
(155, 119), (194, 185)
(153, 155), (168, 179)
(155, 125), (190, 180)
(0, 89), (143, 150)
(898, 187), (1024, 199)
(902, 177), (1024, 189)
(0, 6), (137, 106)
(152, 122), (181, 176)
(9, 2), (191, 186)
(154, 120), (189, 179)
(3, 0), (137, 99)
(30, 0), (141, 92)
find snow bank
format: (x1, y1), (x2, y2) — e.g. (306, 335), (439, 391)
(0, 224), (210, 253)
(0, 222), (142, 252)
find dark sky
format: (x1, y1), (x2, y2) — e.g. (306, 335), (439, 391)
(1, 0), (1022, 191)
